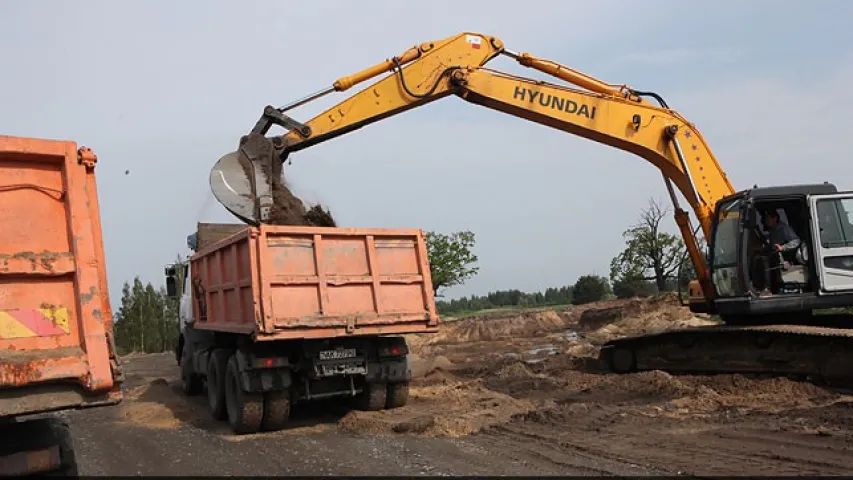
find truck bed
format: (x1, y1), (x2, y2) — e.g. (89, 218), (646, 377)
(0, 135), (122, 417)
(190, 225), (440, 339)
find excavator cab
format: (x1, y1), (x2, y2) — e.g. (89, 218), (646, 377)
(705, 182), (853, 323)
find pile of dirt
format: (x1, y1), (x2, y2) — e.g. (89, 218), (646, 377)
(478, 350), (848, 423)
(407, 310), (575, 348)
(576, 293), (717, 344)
(115, 378), (204, 430)
(338, 378), (538, 438)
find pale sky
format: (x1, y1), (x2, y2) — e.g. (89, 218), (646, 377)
(1, 1), (851, 309)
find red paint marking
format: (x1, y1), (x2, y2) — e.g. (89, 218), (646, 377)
(691, 144), (698, 151)
(684, 131), (692, 138)
(471, 43), (480, 49)
(10, 310), (66, 336)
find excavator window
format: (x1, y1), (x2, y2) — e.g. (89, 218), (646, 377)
(712, 198), (743, 268)
(816, 198), (853, 249)
(747, 198), (816, 294)
(710, 197), (744, 298)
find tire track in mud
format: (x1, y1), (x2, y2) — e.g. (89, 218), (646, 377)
(397, 294), (853, 476)
(470, 426), (665, 476)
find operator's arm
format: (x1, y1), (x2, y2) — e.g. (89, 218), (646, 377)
(775, 223), (802, 251)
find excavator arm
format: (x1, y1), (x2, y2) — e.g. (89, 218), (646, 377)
(211, 31), (737, 305)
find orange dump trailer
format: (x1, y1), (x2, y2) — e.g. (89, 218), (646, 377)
(166, 224), (439, 434)
(0, 135), (123, 476)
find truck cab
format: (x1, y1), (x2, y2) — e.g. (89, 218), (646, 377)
(703, 182), (853, 322)
(164, 260), (190, 365)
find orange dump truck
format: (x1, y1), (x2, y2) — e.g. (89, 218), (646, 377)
(166, 223), (439, 434)
(0, 135), (123, 476)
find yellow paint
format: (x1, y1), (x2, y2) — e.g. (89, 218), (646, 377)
(270, 31), (741, 304)
(40, 307), (70, 333)
(0, 312), (36, 339)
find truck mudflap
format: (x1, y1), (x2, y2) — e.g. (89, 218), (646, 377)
(598, 323), (853, 385)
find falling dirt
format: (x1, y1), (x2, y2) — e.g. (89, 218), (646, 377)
(236, 134), (337, 227)
(264, 157), (336, 227)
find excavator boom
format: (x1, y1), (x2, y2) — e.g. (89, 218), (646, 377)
(212, 32), (735, 305)
(210, 32), (853, 386)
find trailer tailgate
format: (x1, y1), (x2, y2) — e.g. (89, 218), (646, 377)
(0, 136), (120, 415)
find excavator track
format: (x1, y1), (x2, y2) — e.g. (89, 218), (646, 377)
(598, 324), (853, 386)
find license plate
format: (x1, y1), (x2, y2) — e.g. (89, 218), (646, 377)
(319, 348), (356, 360)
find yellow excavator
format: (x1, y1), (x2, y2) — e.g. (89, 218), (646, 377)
(210, 32), (853, 384)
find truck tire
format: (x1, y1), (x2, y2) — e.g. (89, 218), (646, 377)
(224, 354), (263, 434)
(386, 382), (409, 409)
(207, 349), (231, 420)
(356, 382), (387, 411)
(43, 419), (78, 477)
(180, 348), (203, 396)
(6, 417), (78, 477)
(261, 390), (291, 432)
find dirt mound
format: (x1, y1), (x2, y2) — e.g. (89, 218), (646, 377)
(409, 354), (453, 379)
(115, 378), (203, 430)
(338, 379), (537, 438)
(409, 310), (574, 347)
(577, 294), (717, 344)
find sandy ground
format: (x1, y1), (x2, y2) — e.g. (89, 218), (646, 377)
(64, 294), (853, 476)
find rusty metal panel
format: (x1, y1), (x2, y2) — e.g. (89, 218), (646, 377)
(191, 225), (440, 339)
(195, 222), (247, 252)
(0, 135), (121, 415)
(190, 228), (257, 334)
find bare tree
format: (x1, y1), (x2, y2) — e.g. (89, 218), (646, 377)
(610, 198), (685, 292)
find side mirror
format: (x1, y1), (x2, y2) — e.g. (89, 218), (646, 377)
(166, 275), (177, 298)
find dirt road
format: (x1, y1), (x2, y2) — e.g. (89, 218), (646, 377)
(65, 295), (853, 476)
(65, 354), (658, 476)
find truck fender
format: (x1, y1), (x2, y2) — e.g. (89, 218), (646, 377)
(193, 348), (212, 378)
(234, 350), (292, 393)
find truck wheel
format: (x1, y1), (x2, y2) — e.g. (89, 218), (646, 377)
(224, 355), (263, 434)
(206, 349), (231, 420)
(356, 382), (387, 411)
(11, 417), (78, 477)
(43, 419), (78, 477)
(261, 390), (291, 432)
(180, 349), (203, 396)
(386, 382), (409, 409)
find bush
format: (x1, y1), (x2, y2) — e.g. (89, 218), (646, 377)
(572, 274), (611, 305)
(612, 278), (658, 299)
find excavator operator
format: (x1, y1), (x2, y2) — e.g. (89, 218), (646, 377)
(765, 210), (801, 254)
(751, 209), (801, 295)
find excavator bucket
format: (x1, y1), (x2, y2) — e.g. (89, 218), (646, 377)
(210, 135), (279, 225)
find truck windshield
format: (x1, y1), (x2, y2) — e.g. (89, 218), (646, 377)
(712, 198), (743, 267)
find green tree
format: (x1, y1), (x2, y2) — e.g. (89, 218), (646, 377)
(425, 230), (479, 297)
(610, 198), (685, 293)
(572, 274), (611, 305)
(113, 275), (180, 355)
(612, 276), (658, 299)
